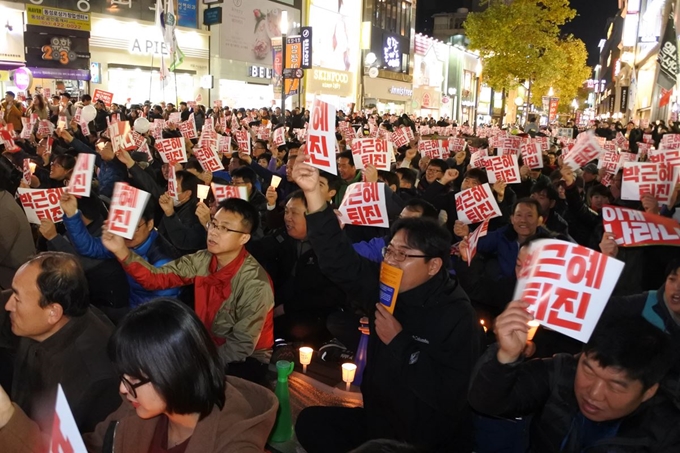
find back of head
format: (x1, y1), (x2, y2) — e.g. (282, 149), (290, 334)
(584, 316), (673, 390)
(176, 170), (200, 198)
(463, 168), (488, 185)
(231, 166), (257, 185)
(109, 298), (226, 417)
(217, 198), (258, 234)
(395, 168), (416, 186)
(27, 252), (89, 317)
(350, 439), (423, 453)
(403, 198), (438, 220)
(390, 217), (451, 264)
(530, 179), (559, 201)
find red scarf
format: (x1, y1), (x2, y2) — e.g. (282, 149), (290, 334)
(195, 248), (249, 345)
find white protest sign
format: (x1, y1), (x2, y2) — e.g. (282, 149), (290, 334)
(22, 159), (32, 186)
(520, 143), (543, 169)
(621, 162), (673, 205)
(194, 145), (225, 172)
(156, 137), (187, 164)
(273, 126), (286, 147)
(514, 239), (624, 343)
(467, 220), (490, 266)
(17, 187), (65, 224)
(485, 154), (521, 184)
(351, 138), (392, 170)
(50, 385), (87, 453)
(563, 132), (604, 170)
(67, 153), (96, 197)
(418, 139), (447, 159)
(234, 129), (251, 154)
(602, 205), (680, 247)
(455, 183), (502, 224)
(338, 182), (389, 228)
(306, 97), (338, 175)
(106, 183), (151, 239)
(167, 164), (179, 201)
(211, 183), (249, 202)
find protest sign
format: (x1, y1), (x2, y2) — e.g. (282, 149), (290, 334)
(621, 162), (672, 205)
(106, 183), (151, 239)
(455, 183), (502, 224)
(0, 129), (19, 151)
(351, 138), (392, 170)
(178, 114), (198, 140)
(602, 205), (680, 247)
(74, 107), (82, 124)
(563, 133), (603, 170)
(392, 127), (410, 149)
(660, 134), (680, 150)
(379, 262), (402, 314)
(338, 182), (389, 228)
(273, 126), (286, 147)
(520, 143), (543, 169)
(22, 159), (32, 186)
(257, 125), (271, 141)
(168, 112), (181, 124)
(167, 164), (179, 201)
(466, 220), (490, 266)
(500, 136), (522, 156)
(67, 153), (95, 197)
(470, 148), (488, 168)
(17, 187), (65, 224)
(194, 145), (225, 172)
(156, 137), (187, 164)
(514, 239), (624, 343)
(234, 129), (251, 154)
(643, 134), (653, 144)
(485, 154), (521, 184)
(50, 385), (87, 453)
(306, 97), (338, 175)
(418, 139), (447, 159)
(648, 148), (680, 173)
(92, 89), (113, 107)
(108, 121), (136, 153)
(20, 118), (32, 139)
(448, 137), (467, 153)
(211, 183), (249, 202)
(217, 134), (231, 154)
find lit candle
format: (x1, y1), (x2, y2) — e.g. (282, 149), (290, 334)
(29, 162), (37, 174)
(341, 363), (357, 391)
(527, 320), (540, 341)
(196, 184), (210, 203)
(299, 347), (313, 374)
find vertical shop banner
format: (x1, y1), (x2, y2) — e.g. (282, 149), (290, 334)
(272, 37), (283, 98)
(658, 8), (679, 90)
(285, 36), (301, 96)
(548, 98), (559, 122)
(301, 27), (313, 69)
(177, 0), (198, 28)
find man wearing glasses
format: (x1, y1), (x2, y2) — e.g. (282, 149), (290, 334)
(102, 198), (274, 384)
(292, 156), (483, 453)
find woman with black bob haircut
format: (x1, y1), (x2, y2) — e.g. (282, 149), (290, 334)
(84, 298), (278, 452)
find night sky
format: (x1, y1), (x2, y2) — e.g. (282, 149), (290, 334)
(417, 0), (621, 67)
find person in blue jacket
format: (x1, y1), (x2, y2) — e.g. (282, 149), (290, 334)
(353, 199), (439, 263)
(60, 192), (180, 307)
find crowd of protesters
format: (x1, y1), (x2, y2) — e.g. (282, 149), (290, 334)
(0, 89), (679, 453)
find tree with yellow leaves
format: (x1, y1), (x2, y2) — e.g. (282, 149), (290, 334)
(465, 0), (590, 109)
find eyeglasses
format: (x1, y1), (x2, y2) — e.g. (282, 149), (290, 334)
(120, 375), (150, 398)
(206, 220), (249, 235)
(426, 167), (443, 174)
(381, 245), (430, 263)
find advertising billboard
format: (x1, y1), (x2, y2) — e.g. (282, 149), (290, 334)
(217, 0), (300, 65)
(309, 0), (361, 73)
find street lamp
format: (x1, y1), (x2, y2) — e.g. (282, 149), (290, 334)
(548, 86), (554, 97)
(473, 59), (482, 134)
(280, 10), (288, 125)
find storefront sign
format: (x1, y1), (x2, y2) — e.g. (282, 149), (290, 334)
(26, 5), (91, 31)
(285, 36), (301, 96)
(12, 67), (32, 91)
(25, 31), (90, 71)
(28, 67), (90, 80)
(178, 0), (198, 28)
(129, 39), (170, 56)
(301, 27), (312, 69)
(249, 65), (273, 79)
(307, 68), (354, 98)
(383, 35), (400, 69)
(41, 37), (79, 65)
(620, 86), (629, 112)
(203, 6), (222, 26)
(389, 86), (412, 97)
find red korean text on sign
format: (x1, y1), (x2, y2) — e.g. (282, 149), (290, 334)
(344, 183), (386, 226)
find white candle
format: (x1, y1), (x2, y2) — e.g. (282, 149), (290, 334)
(29, 162), (37, 174)
(341, 363), (357, 391)
(196, 184), (210, 202)
(299, 347), (313, 374)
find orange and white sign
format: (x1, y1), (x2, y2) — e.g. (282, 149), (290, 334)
(306, 97), (338, 175)
(106, 183), (151, 239)
(92, 89), (114, 107)
(108, 121), (136, 153)
(621, 162), (673, 205)
(338, 182), (389, 228)
(485, 154), (521, 184)
(602, 205), (680, 247)
(211, 183), (249, 202)
(156, 137), (187, 164)
(514, 239), (624, 343)
(351, 138), (392, 171)
(17, 187), (65, 224)
(455, 183), (502, 224)
(67, 153), (95, 197)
